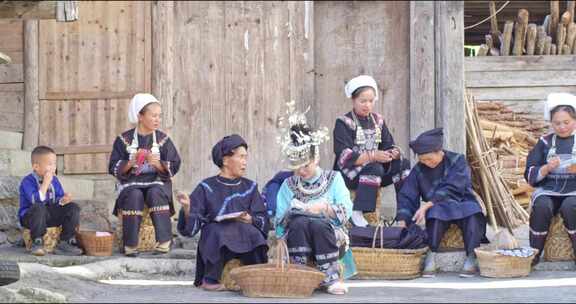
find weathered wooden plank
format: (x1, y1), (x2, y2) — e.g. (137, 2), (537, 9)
(466, 70), (576, 87)
(512, 9), (529, 56)
(550, 1), (560, 42)
(63, 153), (110, 174)
(567, 22), (576, 54)
(464, 55), (576, 72)
(0, 20), (24, 64)
(0, 112), (23, 132)
(151, 1), (174, 131)
(23, 20), (39, 151)
(0, 64), (23, 83)
(410, 0), (435, 155)
(435, 1), (465, 153)
(315, 1), (411, 164)
(0, 92), (24, 113)
(0, 83), (24, 91)
(53, 144), (112, 154)
(0, 1), (57, 19)
(535, 25), (546, 55)
(466, 86), (576, 101)
(42, 91), (140, 100)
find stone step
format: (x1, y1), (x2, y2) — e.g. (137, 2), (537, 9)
(0, 130), (22, 150)
(0, 149), (31, 177)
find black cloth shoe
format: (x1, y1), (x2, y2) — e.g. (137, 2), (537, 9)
(54, 239), (83, 256)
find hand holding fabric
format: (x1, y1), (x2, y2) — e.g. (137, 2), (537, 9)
(412, 201), (434, 225)
(60, 192), (72, 205)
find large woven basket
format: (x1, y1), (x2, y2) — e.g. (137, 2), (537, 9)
(350, 189), (382, 226)
(115, 207), (157, 251)
(351, 224), (429, 280)
(475, 247), (538, 278)
(438, 224), (465, 252)
(23, 226), (62, 253)
(544, 215), (575, 261)
(229, 240), (325, 298)
(76, 230), (114, 256)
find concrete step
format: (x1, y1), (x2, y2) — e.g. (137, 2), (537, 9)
(0, 130), (22, 150)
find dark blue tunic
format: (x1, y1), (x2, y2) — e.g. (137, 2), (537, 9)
(396, 151), (483, 224)
(177, 175), (269, 285)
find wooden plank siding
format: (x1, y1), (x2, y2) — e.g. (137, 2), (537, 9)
(465, 55), (576, 114)
(0, 20), (24, 64)
(313, 1), (410, 169)
(0, 20), (24, 133)
(36, 1), (150, 174)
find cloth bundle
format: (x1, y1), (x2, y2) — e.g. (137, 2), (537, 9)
(349, 224), (428, 249)
(494, 247), (536, 258)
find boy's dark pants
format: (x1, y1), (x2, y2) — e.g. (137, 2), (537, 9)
(22, 203), (80, 241)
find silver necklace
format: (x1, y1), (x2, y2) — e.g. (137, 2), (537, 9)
(296, 172), (328, 196)
(351, 111), (382, 146)
(216, 176), (242, 186)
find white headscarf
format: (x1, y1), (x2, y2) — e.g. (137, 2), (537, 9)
(344, 75), (379, 100)
(128, 93), (160, 124)
(544, 92), (576, 121)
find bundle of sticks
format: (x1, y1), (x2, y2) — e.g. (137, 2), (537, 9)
(465, 93), (530, 231)
(478, 1), (576, 56)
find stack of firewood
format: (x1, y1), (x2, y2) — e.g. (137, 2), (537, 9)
(475, 101), (548, 138)
(466, 94), (530, 230)
(478, 1), (576, 56)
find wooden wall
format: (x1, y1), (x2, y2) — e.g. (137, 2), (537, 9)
(36, 1), (150, 174)
(465, 55), (576, 114)
(313, 1), (410, 169)
(0, 20), (24, 133)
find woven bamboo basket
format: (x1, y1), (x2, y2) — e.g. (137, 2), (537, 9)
(229, 240), (325, 298)
(350, 189), (382, 226)
(475, 247), (538, 278)
(438, 224), (465, 252)
(23, 226), (62, 253)
(544, 215), (575, 261)
(351, 224), (429, 280)
(115, 207), (157, 251)
(76, 230), (114, 256)
(221, 259), (243, 291)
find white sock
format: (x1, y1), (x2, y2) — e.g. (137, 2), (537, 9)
(351, 211), (369, 227)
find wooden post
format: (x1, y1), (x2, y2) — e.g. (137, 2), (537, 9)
(410, 1), (435, 161)
(489, 1), (501, 47)
(569, 1), (575, 23)
(544, 36), (552, 54)
(23, 20), (39, 151)
(435, 1), (465, 154)
(501, 21), (514, 56)
(557, 23), (567, 54)
(568, 22), (576, 54)
(536, 25), (546, 55)
(513, 9), (529, 56)
(550, 1), (560, 42)
(151, 1), (175, 132)
(526, 23), (537, 55)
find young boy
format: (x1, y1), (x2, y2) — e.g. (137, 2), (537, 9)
(18, 146), (83, 256)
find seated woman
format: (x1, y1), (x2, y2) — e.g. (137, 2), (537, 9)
(275, 101), (354, 295)
(176, 134), (269, 291)
(108, 93), (181, 257)
(396, 128), (487, 278)
(333, 75), (410, 227)
(525, 93), (576, 265)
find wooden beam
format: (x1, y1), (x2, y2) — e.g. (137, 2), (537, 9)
(410, 1), (435, 160)
(435, 1), (465, 154)
(0, 1), (56, 20)
(53, 144), (112, 155)
(41, 91), (140, 100)
(23, 20), (39, 151)
(152, 1), (175, 132)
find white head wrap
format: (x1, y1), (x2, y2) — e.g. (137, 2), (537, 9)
(128, 93), (160, 124)
(544, 92), (576, 121)
(344, 75), (379, 100)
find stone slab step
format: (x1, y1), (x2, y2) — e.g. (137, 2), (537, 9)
(0, 149), (31, 177)
(0, 130), (22, 150)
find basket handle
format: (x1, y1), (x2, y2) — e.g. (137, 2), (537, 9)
(371, 222), (386, 249)
(275, 239), (291, 272)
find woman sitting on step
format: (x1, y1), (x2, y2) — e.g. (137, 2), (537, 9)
(396, 128), (487, 278)
(332, 75), (410, 227)
(177, 134), (269, 291)
(108, 93), (181, 257)
(525, 93), (576, 265)
(275, 101), (355, 295)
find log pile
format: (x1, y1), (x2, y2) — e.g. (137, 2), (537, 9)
(477, 1), (576, 56)
(466, 93), (530, 231)
(474, 101), (545, 211)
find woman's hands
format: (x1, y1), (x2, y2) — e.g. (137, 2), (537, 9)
(541, 156), (561, 177)
(412, 201), (434, 225)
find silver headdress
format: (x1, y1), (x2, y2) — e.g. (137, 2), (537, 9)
(277, 100), (330, 170)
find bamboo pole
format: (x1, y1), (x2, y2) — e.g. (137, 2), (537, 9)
(536, 25), (547, 55)
(526, 23), (538, 55)
(513, 9), (529, 56)
(551, 1), (560, 42)
(502, 21), (514, 56)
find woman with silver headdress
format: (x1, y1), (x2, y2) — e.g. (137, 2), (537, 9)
(108, 93), (181, 257)
(275, 101), (355, 295)
(525, 93), (576, 265)
(333, 75), (410, 227)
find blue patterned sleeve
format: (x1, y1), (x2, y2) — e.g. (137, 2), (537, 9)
(274, 180), (293, 239)
(177, 184), (207, 237)
(329, 172), (353, 226)
(396, 169), (421, 224)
